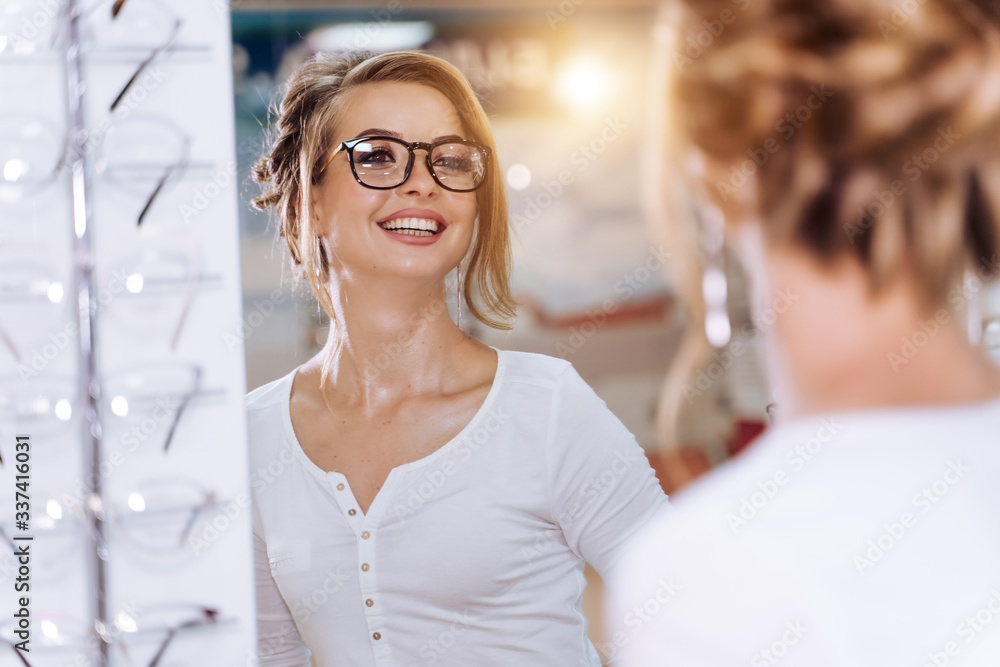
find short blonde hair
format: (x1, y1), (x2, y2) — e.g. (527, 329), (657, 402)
(656, 0), (1000, 444)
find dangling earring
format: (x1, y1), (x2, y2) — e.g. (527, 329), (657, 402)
(315, 236), (325, 279)
(698, 204), (730, 348)
(315, 238), (321, 279)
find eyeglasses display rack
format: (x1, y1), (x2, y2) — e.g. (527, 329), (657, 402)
(0, 1), (257, 664)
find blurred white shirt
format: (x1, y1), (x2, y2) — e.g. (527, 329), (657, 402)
(608, 396), (1000, 666)
(247, 348), (668, 666)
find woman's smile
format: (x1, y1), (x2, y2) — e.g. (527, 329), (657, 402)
(375, 207), (448, 245)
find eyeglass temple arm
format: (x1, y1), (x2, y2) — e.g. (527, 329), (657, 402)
(319, 143), (346, 177)
(146, 609), (218, 667)
(170, 263), (202, 348)
(2, 638), (32, 667)
(0, 322), (22, 365)
(110, 18), (182, 112)
(163, 367), (203, 453)
(138, 137), (190, 227)
(179, 492), (215, 545)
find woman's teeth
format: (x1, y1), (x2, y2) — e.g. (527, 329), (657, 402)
(379, 217), (440, 236)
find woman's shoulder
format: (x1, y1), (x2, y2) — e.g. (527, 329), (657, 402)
(497, 348), (576, 387)
(244, 367), (296, 413)
(495, 349), (622, 426)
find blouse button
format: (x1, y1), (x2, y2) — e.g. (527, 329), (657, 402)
(373, 632), (382, 640)
(361, 531), (370, 539)
(361, 563), (370, 572)
(348, 509), (357, 516)
(365, 598), (374, 607)
(336, 483), (345, 491)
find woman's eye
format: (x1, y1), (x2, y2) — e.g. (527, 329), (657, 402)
(357, 149), (396, 165)
(434, 155), (472, 172)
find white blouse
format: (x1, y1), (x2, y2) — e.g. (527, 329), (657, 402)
(247, 348), (669, 666)
(608, 396), (1000, 666)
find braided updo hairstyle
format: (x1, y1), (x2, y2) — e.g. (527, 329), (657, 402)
(655, 0), (1000, 443)
(252, 50), (516, 349)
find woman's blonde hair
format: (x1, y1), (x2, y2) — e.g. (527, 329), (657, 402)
(656, 0), (1000, 444)
(252, 51), (516, 392)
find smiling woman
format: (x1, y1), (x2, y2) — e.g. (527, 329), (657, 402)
(246, 50), (669, 666)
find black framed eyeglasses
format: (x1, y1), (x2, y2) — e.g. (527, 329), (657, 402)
(331, 136), (490, 193)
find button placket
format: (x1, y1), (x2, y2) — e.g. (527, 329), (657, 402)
(330, 474), (363, 528)
(340, 467), (402, 664)
(357, 523), (388, 658)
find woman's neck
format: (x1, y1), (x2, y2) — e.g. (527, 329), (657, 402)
(304, 277), (479, 408)
(757, 248), (1000, 417)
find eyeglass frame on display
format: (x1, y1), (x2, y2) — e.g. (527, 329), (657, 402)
(1, 602), (231, 667)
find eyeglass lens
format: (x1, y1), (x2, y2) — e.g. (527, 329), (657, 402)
(351, 138), (486, 191)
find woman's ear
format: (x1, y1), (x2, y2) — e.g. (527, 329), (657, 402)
(309, 190), (325, 235)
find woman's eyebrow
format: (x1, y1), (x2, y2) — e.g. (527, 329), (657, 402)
(353, 129), (467, 143)
(354, 128), (401, 139)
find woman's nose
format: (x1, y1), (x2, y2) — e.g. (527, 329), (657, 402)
(401, 152), (438, 196)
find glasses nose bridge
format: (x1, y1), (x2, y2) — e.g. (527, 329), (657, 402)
(407, 140), (435, 155)
(404, 141), (438, 186)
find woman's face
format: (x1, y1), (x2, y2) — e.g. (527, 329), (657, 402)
(312, 81), (479, 284)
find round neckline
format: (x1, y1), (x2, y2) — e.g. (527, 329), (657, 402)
(279, 345), (508, 482)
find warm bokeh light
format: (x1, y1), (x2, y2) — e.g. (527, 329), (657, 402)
(553, 55), (616, 114)
(307, 22), (434, 52)
(506, 164), (531, 190)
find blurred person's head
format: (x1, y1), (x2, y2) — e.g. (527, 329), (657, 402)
(252, 50), (515, 344)
(656, 0), (1000, 433)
